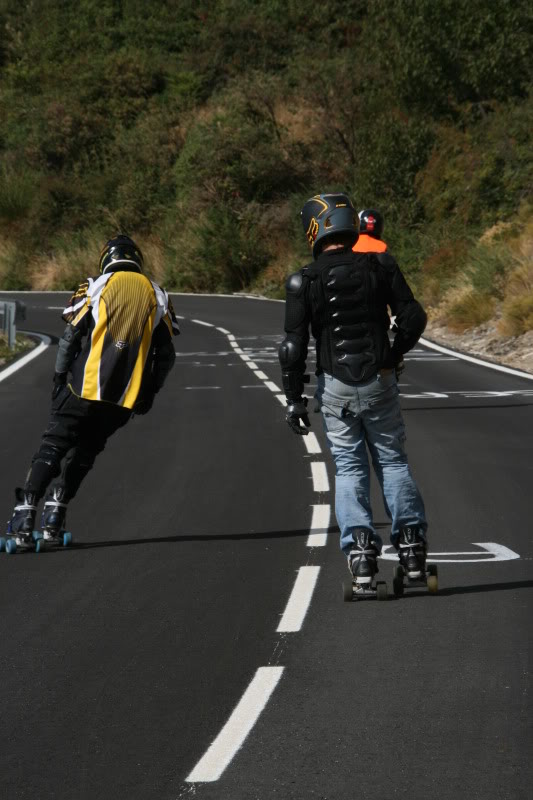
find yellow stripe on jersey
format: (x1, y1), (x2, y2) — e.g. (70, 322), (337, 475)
(104, 272), (155, 345)
(71, 303), (91, 327)
(122, 307), (157, 408)
(82, 297), (108, 400)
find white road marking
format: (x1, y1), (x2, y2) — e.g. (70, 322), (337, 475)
(402, 389), (533, 399)
(253, 370), (268, 380)
(307, 504), (331, 547)
(380, 542), (520, 563)
(184, 386), (221, 390)
(191, 319), (214, 327)
(276, 394), (287, 406)
(402, 392), (450, 399)
(185, 666), (284, 783)
(303, 432), (321, 454)
(0, 334), (51, 382)
(405, 356), (458, 361)
(265, 381), (281, 392)
(420, 336), (533, 380)
(277, 566), (320, 632)
(216, 327), (230, 334)
(227, 334), (236, 341)
(245, 360), (258, 369)
(311, 462), (329, 492)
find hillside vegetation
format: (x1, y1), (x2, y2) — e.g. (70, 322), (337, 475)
(0, 0), (532, 336)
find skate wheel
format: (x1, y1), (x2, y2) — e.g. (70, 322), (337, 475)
(342, 581), (353, 602)
(376, 581), (388, 601)
(62, 532), (72, 547)
(6, 539), (17, 555)
(393, 565), (405, 597)
(392, 576), (404, 597)
(427, 574), (438, 594)
(0, 537), (6, 553)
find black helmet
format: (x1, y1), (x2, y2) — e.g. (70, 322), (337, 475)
(358, 209), (384, 239)
(99, 234), (144, 275)
(301, 193), (358, 257)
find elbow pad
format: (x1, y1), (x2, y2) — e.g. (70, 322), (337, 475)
(279, 336), (306, 401)
(55, 324), (83, 374)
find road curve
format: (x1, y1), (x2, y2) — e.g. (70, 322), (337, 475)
(0, 291), (531, 800)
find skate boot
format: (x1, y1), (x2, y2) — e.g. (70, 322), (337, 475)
(397, 525), (427, 580)
(6, 488), (39, 547)
(347, 529), (380, 586)
(41, 486), (69, 541)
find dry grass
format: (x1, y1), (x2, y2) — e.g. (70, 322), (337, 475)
(499, 224), (533, 335)
(441, 286), (496, 332)
(26, 234), (168, 290)
(0, 236), (19, 284)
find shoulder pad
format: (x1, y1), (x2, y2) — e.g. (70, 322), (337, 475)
(285, 271), (305, 294)
(375, 252), (398, 271)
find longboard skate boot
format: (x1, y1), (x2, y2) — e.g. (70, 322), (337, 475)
(347, 529), (380, 587)
(42, 486), (69, 541)
(7, 488), (39, 546)
(398, 525), (427, 580)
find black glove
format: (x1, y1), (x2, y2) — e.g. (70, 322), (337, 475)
(52, 372), (67, 400)
(286, 397), (311, 436)
(133, 395), (154, 416)
(395, 359), (405, 380)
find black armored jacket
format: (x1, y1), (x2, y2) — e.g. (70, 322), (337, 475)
(279, 247), (427, 402)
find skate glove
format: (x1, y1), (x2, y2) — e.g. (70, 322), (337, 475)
(286, 398), (311, 436)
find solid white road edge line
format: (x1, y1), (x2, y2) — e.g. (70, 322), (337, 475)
(0, 333), (51, 383)
(311, 462), (330, 492)
(191, 319), (214, 327)
(419, 336), (533, 381)
(277, 566), (321, 633)
(185, 666), (284, 783)
(307, 504), (331, 547)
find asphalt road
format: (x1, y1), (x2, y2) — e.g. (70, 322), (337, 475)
(0, 291), (531, 800)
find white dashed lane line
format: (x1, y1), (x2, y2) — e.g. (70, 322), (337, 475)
(186, 667), (284, 783)
(307, 505), (330, 547)
(303, 432), (321, 454)
(311, 462), (330, 493)
(277, 566), (321, 633)
(184, 317), (331, 783)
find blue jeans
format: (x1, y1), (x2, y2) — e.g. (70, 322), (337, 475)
(316, 372), (427, 555)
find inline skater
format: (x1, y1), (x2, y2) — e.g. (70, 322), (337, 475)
(352, 208), (388, 253)
(278, 194), (428, 586)
(6, 234), (179, 547)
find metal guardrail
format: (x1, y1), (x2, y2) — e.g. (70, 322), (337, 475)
(0, 300), (26, 350)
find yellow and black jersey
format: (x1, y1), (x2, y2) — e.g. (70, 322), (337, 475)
(62, 271), (180, 409)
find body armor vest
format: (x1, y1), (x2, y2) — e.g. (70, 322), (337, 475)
(305, 250), (392, 383)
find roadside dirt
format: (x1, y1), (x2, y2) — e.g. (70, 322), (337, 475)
(425, 317), (533, 375)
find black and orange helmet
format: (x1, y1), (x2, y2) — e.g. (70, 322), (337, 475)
(358, 209), (384, 239)
(99, 235), (144, 275)
(301, 194), (358, 257)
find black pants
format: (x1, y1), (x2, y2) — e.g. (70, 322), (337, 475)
(26, 387), (132, 500)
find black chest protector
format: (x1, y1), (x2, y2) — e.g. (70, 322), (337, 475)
(305, 250), (392, 383)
